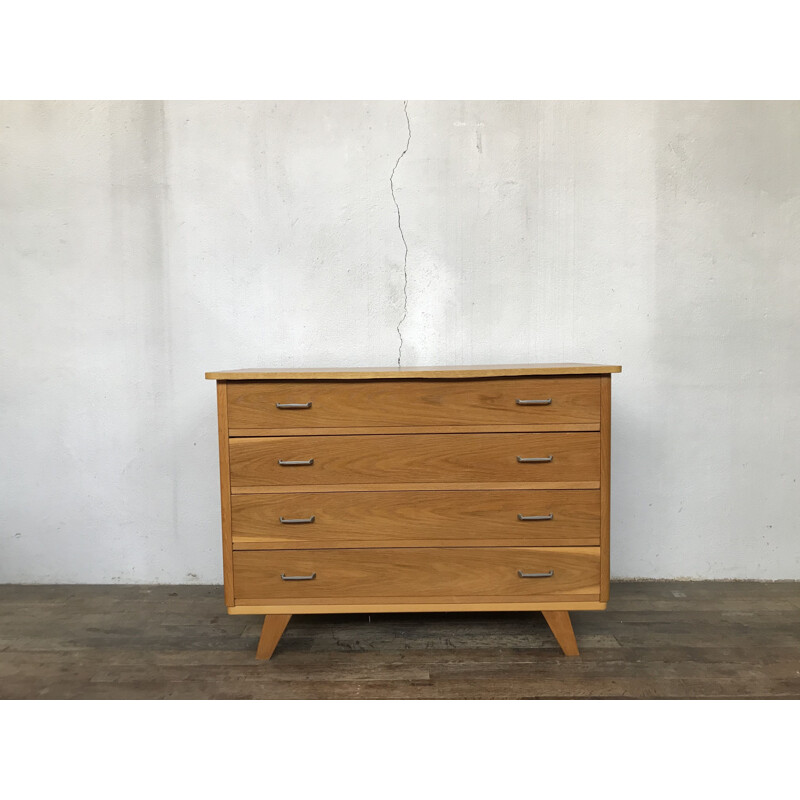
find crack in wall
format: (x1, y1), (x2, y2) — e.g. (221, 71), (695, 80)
(390, 100), (411, 367)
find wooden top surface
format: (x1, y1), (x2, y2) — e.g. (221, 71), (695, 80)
(206, 363), (622, 380)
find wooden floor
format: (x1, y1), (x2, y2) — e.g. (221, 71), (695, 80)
(1, 581), (798, 699)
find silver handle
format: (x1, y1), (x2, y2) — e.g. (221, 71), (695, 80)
(280, 572), (317, 581)
(517, 455), (553, 463)
(278, 459), (314, 466)
(516, 398), (552, 406)
(518, 513), (554, 521)
(279, 516), (316, 524)
(518, 569), (554, 578)
(276, 402), (312, 409)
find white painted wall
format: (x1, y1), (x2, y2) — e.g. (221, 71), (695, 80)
(1, 100), (798, 582)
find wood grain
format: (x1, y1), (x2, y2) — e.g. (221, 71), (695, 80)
(229, 601), (608, 614)
(228, 432), (600, 487)
(232, 547), (601, 605)
(226, 377), (601, 430)
(206, 363), (622, 380)
(216, 382), (234, 606)
(209, 365), (619, 658)
(542, 610), (580, 656)
(600, 374), (611, 602)
(231, 489), (601, 549)
(256, 614), (291, 660)
(229, 423), (600, 436)
(230, 481), (600, 494)
(3, 583), (799, 699)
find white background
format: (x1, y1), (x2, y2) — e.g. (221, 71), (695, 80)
(2, 99), (799, 582)
(0, 1), (795, 790)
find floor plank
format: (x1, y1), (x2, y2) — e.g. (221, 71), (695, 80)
(0, 582), (798, 699)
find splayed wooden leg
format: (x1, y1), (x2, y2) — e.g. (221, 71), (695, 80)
(256, 614), (291, 660)
(542, 610), (580, 656)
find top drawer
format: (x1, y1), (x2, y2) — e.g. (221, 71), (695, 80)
(226, 377), (600, 432)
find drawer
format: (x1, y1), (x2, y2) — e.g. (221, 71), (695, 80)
(226, 377), (600, 432)
(228, 432), (600, 488)
(231, 489), (600, 548)
(233, 547), (601, 604)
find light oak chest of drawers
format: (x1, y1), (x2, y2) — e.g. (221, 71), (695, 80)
(206, 363), (621, 659)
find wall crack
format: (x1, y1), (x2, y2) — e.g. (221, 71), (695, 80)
(390, 100), (411, 367)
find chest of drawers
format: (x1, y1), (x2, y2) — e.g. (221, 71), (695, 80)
(206, 363), (620, 659)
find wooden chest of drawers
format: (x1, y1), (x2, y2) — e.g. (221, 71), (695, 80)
(206, 363), (620, 659)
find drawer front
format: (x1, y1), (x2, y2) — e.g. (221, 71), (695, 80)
(232, 489), (600, 548)
(226, 377), (600, 430)
(228, 432), (600, 487)
(233, 547), (601, 604)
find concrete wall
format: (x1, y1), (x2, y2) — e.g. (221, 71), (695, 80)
(1, 100), (798, 582)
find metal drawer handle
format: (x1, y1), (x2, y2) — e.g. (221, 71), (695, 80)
(280, 572), (317, 581)
(278, 459), (314, 466)
(518, 569), (554, 578)
(517, 455), (553, 463)
(276, 402), (312, 409)
(518, 513), (554, 521)
(279, 516), (316, 524)
(516, 398), (552, 406)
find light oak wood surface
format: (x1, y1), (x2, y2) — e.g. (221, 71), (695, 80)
(210, 364), (618, 660)
(226, 376), (601, 430)
(229, 600), (608, 614)
(600, 374), (611, 602)
(231, 489), (600, 549)
(228, 432), (600, 487)
(542, 610), (580, 656)
(216, 382), (234, 606)
(207, 363), (622, 380)
(233, 546), (601, 605)
(256, 614), (291, 660)
(229, 423), (600, 436)
(230, 481), (600, 494)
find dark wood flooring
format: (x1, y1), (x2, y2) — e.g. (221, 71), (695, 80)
(1, 582), (798, 699)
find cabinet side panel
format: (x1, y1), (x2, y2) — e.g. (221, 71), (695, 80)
(600, 375), (611, 602)
(217, 381), (234, 606)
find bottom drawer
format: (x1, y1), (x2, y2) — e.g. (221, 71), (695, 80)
(232, 547), (600, 605)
